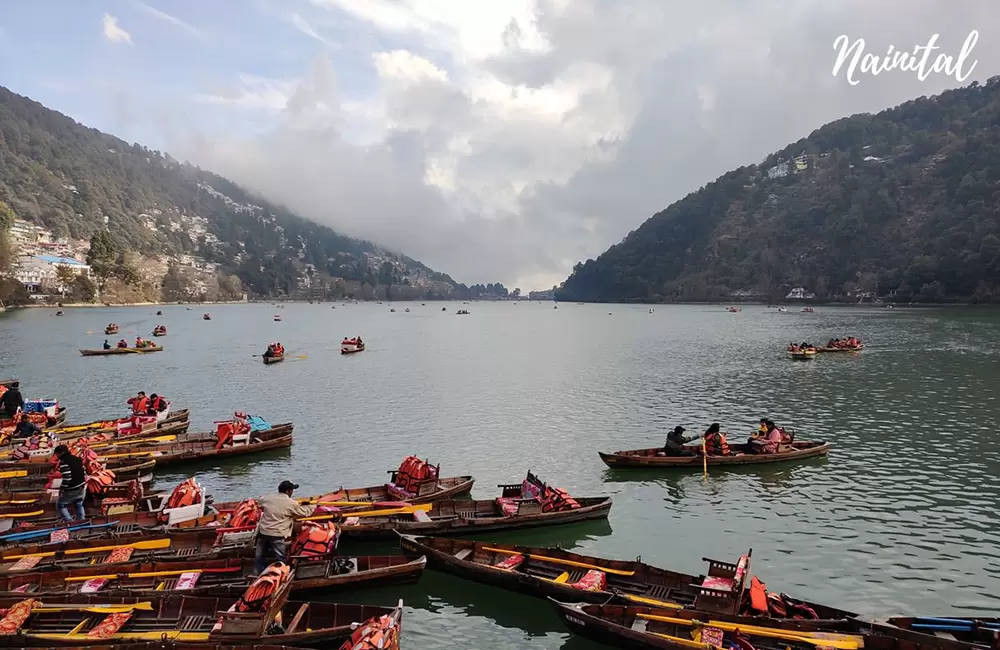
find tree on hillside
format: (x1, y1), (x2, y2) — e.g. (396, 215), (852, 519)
(69, 275), (97, 302)
(161, 262), (192, 301)
(54, 266), (76, 294)
(86, 230), (118, 288)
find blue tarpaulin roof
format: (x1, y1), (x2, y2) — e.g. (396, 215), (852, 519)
(34, 255), (88, 266)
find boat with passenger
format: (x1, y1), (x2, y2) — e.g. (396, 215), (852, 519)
(341, 337), (365, 354)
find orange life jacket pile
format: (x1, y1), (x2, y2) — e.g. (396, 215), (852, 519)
(11, 435), (50, 460)
(390, 456), (439, 498)
(542, 486), (581, 513)
(159, 478), (202, 523)
(741, 576), (820, 619)
(235, 562), (291, 613)
(226, 498), (262, 529)
(86, 467), (117, 497)
(290, 521), (340, 559)
(338, 611), (400, 650)
(215, 414), (251, 450)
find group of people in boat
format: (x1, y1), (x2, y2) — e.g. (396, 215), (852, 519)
(263, 342), (285, 358)
(127, 391), (168, 416)
(663, 418), (793, 457)
(787, 342), (816, 353)
(153, 325), (167, 335)
(104, 337), (156, 349)
(105, 322), (119, 332)
(826, 336), (862, 349)
(342, 336), (363, 346)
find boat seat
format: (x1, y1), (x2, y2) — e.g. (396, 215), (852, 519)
(180, 615), (214, 631)
(456, 511), (477, 520)
(631, 619), (649, 632)
(933, 632), (959, 641)
(453, 548), (473, 560)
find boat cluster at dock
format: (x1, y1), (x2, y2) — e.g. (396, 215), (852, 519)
(0, 376), (988, 649)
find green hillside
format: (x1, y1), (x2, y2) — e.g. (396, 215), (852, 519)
(0, 86), (464, 300)
(557, 77), (1000, 304)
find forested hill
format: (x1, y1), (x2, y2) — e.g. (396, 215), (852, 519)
(557, 77), (1000, 304)
(0, 86), (463, 299)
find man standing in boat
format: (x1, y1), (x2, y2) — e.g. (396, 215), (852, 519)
(0, 381), (24, 418)
(254, 480), (315, 575)
(53, 444), (87, 522)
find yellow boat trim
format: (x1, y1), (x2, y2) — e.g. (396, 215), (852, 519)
(0, 509), (46, 519)
(63, 568), (204, 582)
(101, 451), (156, 459)
(92, 435), (177, 449)
(4, 537), (171, 560)
(620, 594), (682, 610)
(553, 572), (570, 583)
(0, 470), (28, 479)
(650, 631), (717, 649)
(0, 499), (38, 505)
(30, 631), (210, 641)
(637, 614), (862, 649)
(482, 547), (636, 577)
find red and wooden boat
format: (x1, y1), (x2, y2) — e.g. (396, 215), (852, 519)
(399, 535), (855, 619)
(340, 338), (365, 354)
(0, 567), (399, 646)
(599, 441), (830, 469)
(0, 555), (425, 597)
(42, 408), (190, 440)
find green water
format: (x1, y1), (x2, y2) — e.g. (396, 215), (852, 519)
(3, 302), (1000, 649)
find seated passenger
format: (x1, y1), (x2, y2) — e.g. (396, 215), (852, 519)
(703, 423), (731, 456)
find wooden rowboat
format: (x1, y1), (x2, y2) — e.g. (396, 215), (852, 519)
(599, 441), (830, 468)
(0, 457), (157, 481)
(0, 407), (67, 429)
(44, 409), (190, 437)
(80, 347), (163, 356)
(0, 467), (153, 497)
(788, 350), (816, 360)
(0, 591), (397, 646)
(0, 424), (294, 470)
(262, 355), (284, 365)
(320, 495), (611, 540)
(43, 644), (313, 650)
(0, 530), (252, 573)
(8, 421), (191, 454)
(816, 345), (864, 353)
(551, 600), (866, 650)
(399, 535), (855, 619)
(0, 555), (425, 596)
(860, 616), (1000, 650)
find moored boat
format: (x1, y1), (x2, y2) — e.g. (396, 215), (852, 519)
(0, 587), (398, 646)
(551, 600), (864, 650)
(0, 460), (154, 496)
(599, 441), (830, 468)
(42, 408), (190, 439)
(0, 554), (425, 596)
(289, 456), (473, 505)
(400, 535), (855, 619)
(80, 347), (163, 356)
(859, 616), (1000, 649)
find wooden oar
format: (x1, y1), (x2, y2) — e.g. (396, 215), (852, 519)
(4, 537), (171, 560)
(299, 503), (431, 522)
(637, 613), (862, 649)
(621, 594), (683, 609)
(63, 566), (243, 582)
(31, 602), (155, 613)
(702, 437), (707, 480)
(482, 546), (636, 577)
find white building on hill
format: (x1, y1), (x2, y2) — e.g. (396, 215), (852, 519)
(14, 255), (90, 294)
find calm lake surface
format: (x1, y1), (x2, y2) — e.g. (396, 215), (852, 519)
(2, 301), (1000, 649)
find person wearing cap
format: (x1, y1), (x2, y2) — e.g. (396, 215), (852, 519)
(53, 444), (86, 522)
(254, 480), (315, 574)
(662, 425), (697, 456)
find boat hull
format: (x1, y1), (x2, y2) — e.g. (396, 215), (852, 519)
(599, 441), (830, 468)
(263, 355), (285, 364)
(80, 347), (163, 356)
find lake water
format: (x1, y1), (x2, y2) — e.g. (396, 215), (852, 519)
(3, 301), (1000, 649)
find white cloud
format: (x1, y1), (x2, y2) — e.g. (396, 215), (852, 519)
(196, 75), (296, 111)
(177, 0), (1000, 289)
(288, 12), (330, 46)
(135, 2), (205, 40)
(102, 14), (132, 45)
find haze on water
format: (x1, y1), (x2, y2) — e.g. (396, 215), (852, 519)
(2, 302), (999, 649)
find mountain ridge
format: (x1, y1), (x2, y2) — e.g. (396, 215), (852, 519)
(557, 77), (1000, 304)
(0, 85), (491, 301)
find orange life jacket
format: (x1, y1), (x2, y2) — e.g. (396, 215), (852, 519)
(226, 498), (262, 529)
(749, 576), (769, 614)
(290, 522), (340, 559)
(704, 432), (730, 456)
(164, 478), (202, 510)
(542, 487), (581, 512)
(128, 396), (149, 414)
(235, 562), (290, 613)
(86, 468), (117, 496)
(339, 612), (399, 650)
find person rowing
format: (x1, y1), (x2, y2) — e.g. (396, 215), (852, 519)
(662, 426), (698, 456)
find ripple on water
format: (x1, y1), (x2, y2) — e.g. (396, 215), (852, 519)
(3, 303), (1000, 647)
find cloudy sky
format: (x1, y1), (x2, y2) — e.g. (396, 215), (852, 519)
(2, 1), (999, 289)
